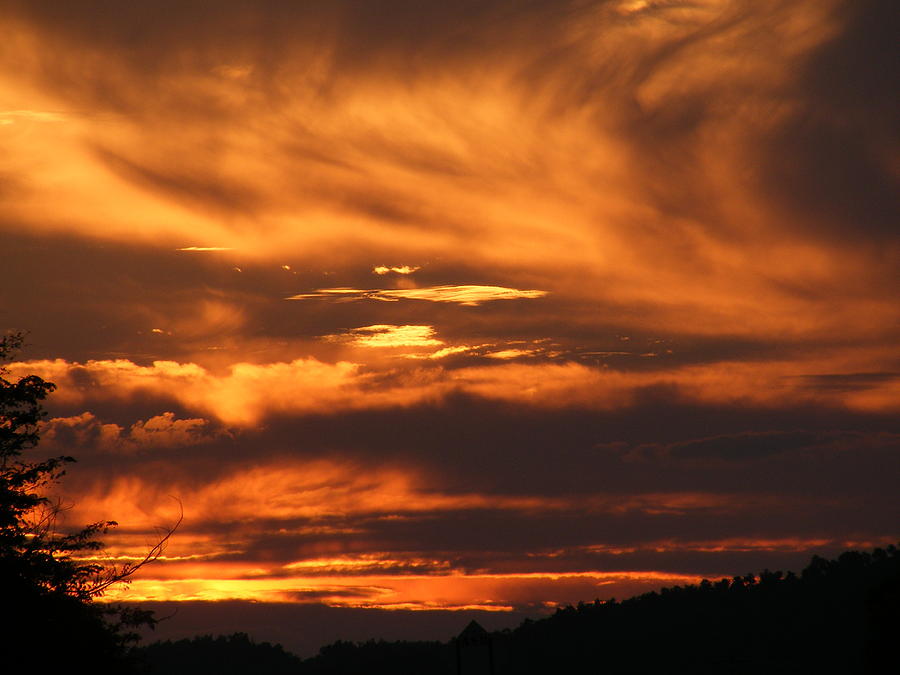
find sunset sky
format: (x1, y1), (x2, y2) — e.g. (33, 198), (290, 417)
(2, 0), (898, 656)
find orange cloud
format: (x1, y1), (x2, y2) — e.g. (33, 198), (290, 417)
(286, 285), (548, 306)
(373, 265), (420, 275)
(99, 569), (707, 609)
(327, 325), (444, 348)
(13, 358), (360, 425)
(10, 347), (899, 430)
(0, 108), (66, 124)
(40, 411), (221, 453)
(484, 349), (540, 360)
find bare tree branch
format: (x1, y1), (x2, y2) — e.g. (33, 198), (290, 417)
(88, 498), (184, 597)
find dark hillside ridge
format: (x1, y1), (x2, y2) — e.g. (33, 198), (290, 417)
(137, 543), (899, 674)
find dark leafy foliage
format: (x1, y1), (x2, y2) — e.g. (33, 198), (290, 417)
(0, 333), (158, 673)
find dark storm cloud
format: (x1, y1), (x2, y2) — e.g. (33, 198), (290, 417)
(621, 429), (900, 462)
(795, 372), (900, 393)
(92, 146), (265, 216)
(0, 230), (362, 363)
(281, 587), (385, 601)
(238, 396), (900, 489)
(40, 386), (900, 494)
(759, 0), (900, 241)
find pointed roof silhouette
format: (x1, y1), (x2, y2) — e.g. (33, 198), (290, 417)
(458, 620), (489, 645)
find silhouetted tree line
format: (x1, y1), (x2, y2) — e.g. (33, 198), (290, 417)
(139, 633), (304, 675)
(498, 544), (898, 674)
(137, 543), (898, 674)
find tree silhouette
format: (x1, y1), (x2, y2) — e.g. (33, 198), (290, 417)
(0, 332), (171, 673)
(216, 542), (897, 674)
